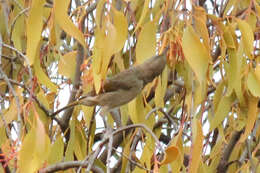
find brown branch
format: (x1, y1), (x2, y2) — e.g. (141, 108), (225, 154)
(57, 1), (97, 140)
(39, 161), (103, 173)
(217, 130), (243, 173)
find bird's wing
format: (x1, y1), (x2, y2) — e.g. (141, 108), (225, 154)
(103, 68), (139, 92)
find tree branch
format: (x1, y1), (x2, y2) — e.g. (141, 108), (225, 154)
(217, 130), (243, 173)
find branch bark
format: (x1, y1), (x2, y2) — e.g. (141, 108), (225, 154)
(217, 130), (243, 173)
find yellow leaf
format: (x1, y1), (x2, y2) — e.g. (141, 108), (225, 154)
(53, 0), (85, 47)
(193, 6), (209, 50)
(226, 49), (237, 96)
(74, 124), (87, 160)
(37, 88), (50, 110)
(0, 98), (17, 127)
(136, 21), (156, 64)
(114, 53), (125, 71)
(110, 8), (128, 53)
(213, 81), (225, 112)
(93, 9), (127, 89)
(34, 53), (58, 93)
(223, 0), (237, 16)
(189, 119), (204, 173)
(0, 126), (7, 147)
(160, 145), (179, 165)
(247, 70), (260, 97)
(95, 0), (106, 28)
(154, 67), (168, 109)
(139, 135), (154, 170)
(48, 12), (60, 46)
(11, 7), (25, 52)
(18, 116), (50, 173)
(155, 76), (163, 108)
(226, 44), (245, 105)
(92, 32), (103, 75)
(1, 88), (23, 127)
(255, 64), (260, 81)
(82, 106), (95, 129)
(170, 128), (184, 171)
(134, 0), (149, 32)
(194, 17), (210, 50)
(256, 3), (260, 18)
(194, 80), (207, 109)
(210, 95), (234, 131)
(237, 19), (254, 57)
(121, 135), (132, 172)
(58, 51), (77, 81)
(223, 27), (236, 49)
(247, 13), (257, 32)
(182, 25), (210, 83)
(65, 118), (76, 161)
(48, 135), (64, 164)
(128, 94), (145, 124)
(239, 97), (258, 143)
(26, 0), (45, 65)
(100, 10), (127, 78)
(93, 72), (102, 94)
(233, 43), (245, 105)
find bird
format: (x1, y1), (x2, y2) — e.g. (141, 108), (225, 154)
(79, 48), (168, 115)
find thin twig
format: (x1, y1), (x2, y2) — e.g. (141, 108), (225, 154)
(112, 147), (151, 172)
(9, 7), (30, 42)
(0, 43), (33, 90)
(0, 67), (21, 140)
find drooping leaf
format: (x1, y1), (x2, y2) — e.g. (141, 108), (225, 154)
(34, 53), (58, 93)
(18, 116), (50, 173)
(170, 128), (184, 171)
(11, 6), (25, 52)
(136, 21), (157, 64)
(121, 135), (132, 173)
(247, 69), (260, 97)
(48, 135), (64, 164)
(134, 0), (150, 32)
(100, 10), (128, 78)
(0, 98), (17, 127)
(239, 96), (258, 143)
(237, 19), (254, 58)
(193, 6), (209, 50)
(189, 119), (204, 173)
(65, 117), (76, 161)
(210, 95), (234, 131)
(26, 0), (44, 65)
(128, 94), (145, 124)
(182, 25), (210, 83)
(58, 51), (77, 81)
(53, 0), (85, 47)
(95, 0), (106, 28)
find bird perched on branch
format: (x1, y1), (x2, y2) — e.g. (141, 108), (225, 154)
(79, 48), (169, 115)
(52, 48), (168, 117)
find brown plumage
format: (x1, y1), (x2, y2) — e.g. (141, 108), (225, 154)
(79, 49), (168, 115)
